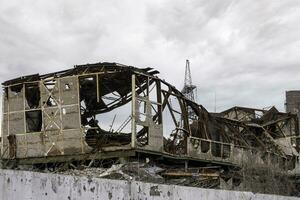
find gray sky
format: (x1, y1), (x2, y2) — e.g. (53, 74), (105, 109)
(1, 0), (300, 112)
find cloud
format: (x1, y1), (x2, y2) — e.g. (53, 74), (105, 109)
(147, 0), (300, 111)
(0, 0), (300, 113)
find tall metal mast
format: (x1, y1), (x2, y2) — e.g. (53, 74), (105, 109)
(182, 60), (196, 102)
(181, 59), (197, 118)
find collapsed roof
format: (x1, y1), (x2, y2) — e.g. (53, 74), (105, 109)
(1, 62), (299, 182)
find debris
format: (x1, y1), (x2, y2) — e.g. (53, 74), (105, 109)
(0, 62), (300, 196)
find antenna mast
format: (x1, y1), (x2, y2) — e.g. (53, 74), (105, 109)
(181, 60), (197, 117)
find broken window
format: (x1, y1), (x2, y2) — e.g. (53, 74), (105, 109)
(80, 73), (135, 149)
(4, 87), (8, 99)
(25, 83), (40, 109)
(138, 100), (147, 122)
(79, 75), (101, 113)
(162, 91), (184, 154)
(26, 110), (42, 132)
(201, 140), (210, 153)
(7, 135), (16, 159)
(42, 79), (58, 107)
(46, 96), (57, 107)
(211, 142), (222, 157)
(64, 83), (70, 90)
(222, 144), (231, 158)
(137, 125), (149, 146)
(10, 84), (23, 94)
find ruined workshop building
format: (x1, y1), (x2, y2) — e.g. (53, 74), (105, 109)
(1, 62), (300, 177)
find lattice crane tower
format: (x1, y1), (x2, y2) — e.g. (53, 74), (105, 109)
(182, 59), (197, 102)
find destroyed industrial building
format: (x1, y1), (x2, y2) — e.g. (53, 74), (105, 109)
(1, 62), (300, 196)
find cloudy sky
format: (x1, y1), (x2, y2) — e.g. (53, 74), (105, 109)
(1, 0), (300, 112)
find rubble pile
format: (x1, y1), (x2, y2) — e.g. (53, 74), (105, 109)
(59, 162), (164, 183)
(58, 162), (224, 188)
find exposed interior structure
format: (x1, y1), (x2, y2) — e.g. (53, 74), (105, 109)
(1, 62), (300, 196)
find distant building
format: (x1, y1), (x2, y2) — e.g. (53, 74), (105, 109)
(286, 91), (300, 129)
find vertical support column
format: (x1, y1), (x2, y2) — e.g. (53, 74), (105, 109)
(1, 93), (3, 156)
(23, 83), (28, 157)
(96, 74), (100, 103)
(230, 144), (234, 161)
(186, 137), (190, 156)
(2, 87), (9, 158)
(156, 81), (162, 124)
(58, 78), (64, 155)
(77, 76), (85, 154)
(131, 74), (136, 148)
(221, 143), (224, 158)
(185, 160), (188, 172)
(295, 117), (300, 153)
(41, 81), (46, 155)
(7, 87), (10, 138)
(23, 84), (26, 134)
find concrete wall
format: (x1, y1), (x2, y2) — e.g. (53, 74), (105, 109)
(0, 169), (299, 200)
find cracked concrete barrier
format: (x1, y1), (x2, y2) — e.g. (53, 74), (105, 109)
(0, 169), (299, 200)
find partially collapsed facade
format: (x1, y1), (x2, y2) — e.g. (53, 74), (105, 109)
(1, 62), (300, 192)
